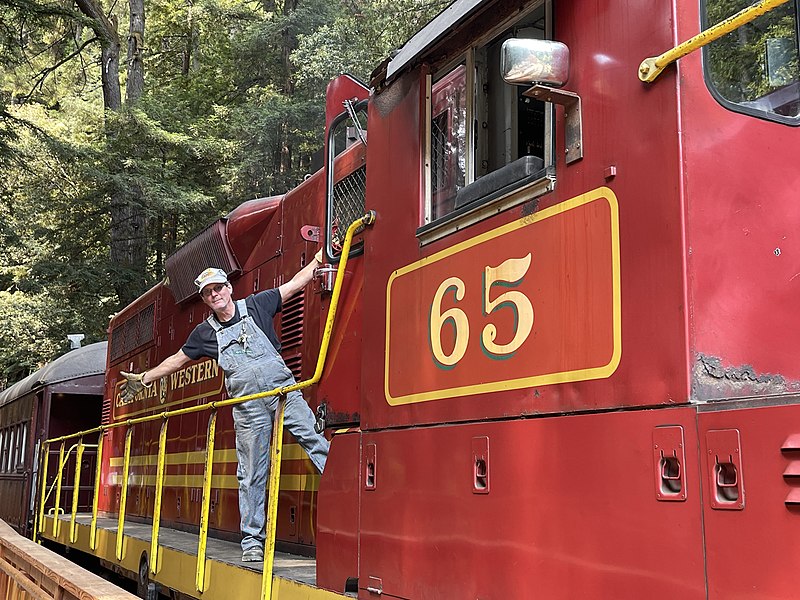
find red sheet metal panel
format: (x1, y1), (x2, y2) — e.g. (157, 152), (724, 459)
(361, 0), (688, 430)
(316, 431), (360, 593)
(675, 0), (800, 399)
(699, 403), (800, 599)
(385, 188), (620, 406)
(359, 407), (706, 599)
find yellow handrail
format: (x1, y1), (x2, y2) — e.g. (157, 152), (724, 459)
(51, 443), (65, 538)
(116, 428), (133, 561)
(33, 443), (49, 544)
(69, 440), (85, 543)
(262, 395), (286, 600)
(36, 211), (377, 593)
(639, 0), (790, 82)
(90, 431), (103, 550)
(196, 410), (217, 592)
(149, 418), (168, 574)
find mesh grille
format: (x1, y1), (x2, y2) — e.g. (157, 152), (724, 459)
(432, 111), (448, 192)
(165, 220), (240, 303)
(330, 165), (366, 254)
(110, 303), (156, 362)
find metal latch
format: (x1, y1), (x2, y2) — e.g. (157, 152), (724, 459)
(653, 425), (687, 501)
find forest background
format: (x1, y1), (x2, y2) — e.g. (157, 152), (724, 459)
(0, 0), (446, 386)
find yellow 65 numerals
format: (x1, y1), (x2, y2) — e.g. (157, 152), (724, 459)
(429, 254), (533, 368)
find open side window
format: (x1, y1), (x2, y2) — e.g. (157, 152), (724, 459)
(421, 3), (554, 242)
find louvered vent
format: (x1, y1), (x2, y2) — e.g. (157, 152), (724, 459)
(283, 353), (303, 381)
(165, 220), (240, 303)
(782, 434), (800, 506)
(281, 291), (305, 380)
(110, 302), (156, 362)
(330, 165), (366, 255)
(101, 396), (112, 432)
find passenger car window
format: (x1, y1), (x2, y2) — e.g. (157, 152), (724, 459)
(704, 0), (800, 123)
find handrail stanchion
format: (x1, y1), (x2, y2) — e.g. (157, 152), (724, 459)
(52, 442), (65, 538)
(260, 394), (287, 600)
(90, 430), (104, 550)
(70, 439), (85, 543)
(35, 442), (49, 543)
(116, 427), (133, 561)
(150, 417), (169, 575)
(195, 410), (217, 593)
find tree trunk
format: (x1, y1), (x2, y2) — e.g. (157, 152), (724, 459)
(127, 0), (145, 102)
(74, 0), (148, 306)
(74, 0), (122, 110)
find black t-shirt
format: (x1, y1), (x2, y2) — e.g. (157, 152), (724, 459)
(182, 289), (282, 361)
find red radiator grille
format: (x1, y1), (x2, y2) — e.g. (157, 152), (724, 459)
(164, 220), (239, 304)
(110, 302), (156, 362)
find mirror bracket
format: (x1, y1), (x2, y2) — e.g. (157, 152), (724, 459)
(523, 85), (583, 164)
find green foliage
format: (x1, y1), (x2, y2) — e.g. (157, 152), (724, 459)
(294, 0), (450, 87)
(0, 0), (448, 384)
(707, 0), (799, 105)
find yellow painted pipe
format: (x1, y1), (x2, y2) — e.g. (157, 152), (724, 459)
(150, 418), (168, 575)
(261, 395), (287, 600)
(639, 0), (790, 82)
(52, 442), (65, 537)
(69, 440), (85, 543)
(35, 442), (49, 543)
(195, 411), (217, 593)
(116, 428), (133, 561)
(90, 431), (104, 550)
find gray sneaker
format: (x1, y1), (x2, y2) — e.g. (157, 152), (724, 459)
(242, 548), (264, 562)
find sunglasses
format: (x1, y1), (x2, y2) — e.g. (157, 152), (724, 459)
(201, 283), (227, 298)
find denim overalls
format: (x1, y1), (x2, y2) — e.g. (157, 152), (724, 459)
(208, 299), (329, 552)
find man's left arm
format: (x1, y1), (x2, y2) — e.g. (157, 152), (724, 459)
(279, 250), (322, 302)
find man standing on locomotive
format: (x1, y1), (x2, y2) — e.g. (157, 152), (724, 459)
(118, 254), (328, 563)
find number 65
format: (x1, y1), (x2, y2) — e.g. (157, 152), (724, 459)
(429, 254), (533, 368)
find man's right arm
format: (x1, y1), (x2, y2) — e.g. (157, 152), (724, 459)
(141, 350), (191, 385)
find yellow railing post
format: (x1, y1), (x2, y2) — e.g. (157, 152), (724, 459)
(195, 411), (217, 593)
(116, 427), (133, 561)
(150, 417), (169, 575)
(35, 442), (49, 543)
(51, 442), (65, 538)
(69, 439), (85, 543)
(260, 395), (287, 600)
(90, 430), (104, 550)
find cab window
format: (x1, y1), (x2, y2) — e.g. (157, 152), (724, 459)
(704, 0), (800, 123)
(422, 3), (552, 237)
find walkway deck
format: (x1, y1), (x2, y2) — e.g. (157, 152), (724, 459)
(39, 513), (342, 600)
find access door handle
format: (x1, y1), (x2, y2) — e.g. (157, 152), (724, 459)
(706, 429), (745, 510)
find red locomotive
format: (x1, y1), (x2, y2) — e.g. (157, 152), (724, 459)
(31, 0), (800, 598)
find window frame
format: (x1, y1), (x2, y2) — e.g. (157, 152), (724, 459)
(325, 99), (369, 263)
(701, 0), (800, 126)
(419, 0), (555, 244)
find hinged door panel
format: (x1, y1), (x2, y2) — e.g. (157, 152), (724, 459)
(699, 403), (800, 599)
